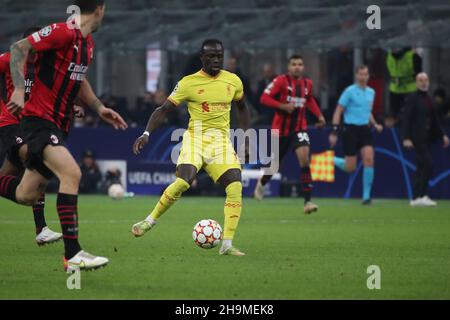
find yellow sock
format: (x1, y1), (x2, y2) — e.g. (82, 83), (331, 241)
(150, 178), (190, 221)
(223, 181), (243, 240)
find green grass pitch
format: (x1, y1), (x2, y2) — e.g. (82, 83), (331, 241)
(0, 195), (449, 299)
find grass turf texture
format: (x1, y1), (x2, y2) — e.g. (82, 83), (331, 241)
(0, 196), (449, 299)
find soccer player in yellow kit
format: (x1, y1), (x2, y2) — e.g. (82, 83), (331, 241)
(131, 39), (250, 256)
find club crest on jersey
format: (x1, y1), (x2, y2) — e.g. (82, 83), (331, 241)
(39, 26), (52, 37)
(305, 87), (309, 96)
(50, 134), (59, 145)
(15, 137), (23, 144)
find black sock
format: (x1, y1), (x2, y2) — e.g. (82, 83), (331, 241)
(32, 193), (47, 235)
(57, 193), (82, 259)
(261, 175), (272, 186)
(0, 175), (19, 203)
(300, 167), (313, 204)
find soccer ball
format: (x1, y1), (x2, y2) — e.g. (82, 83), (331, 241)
(192, 219), (223, 249)
(108, 184), (125, 200)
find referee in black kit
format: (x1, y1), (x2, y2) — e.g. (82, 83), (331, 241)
(402, 72), (450, 207)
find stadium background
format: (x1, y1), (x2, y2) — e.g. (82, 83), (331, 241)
(1, 0), (449, 199)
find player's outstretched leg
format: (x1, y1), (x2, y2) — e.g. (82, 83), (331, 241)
(217, 169), (245, 256)
(43, 145), (108, 272)
(333, 156), (346, 171)
(361, 146), (375, 205)
(220, 181), (245, 256)
(0, 149), (62, 245)
(253, 175), (271, 201)
(34, 193), (63, 246)
(132, 177), (190, 237)
(0, 174), (21, 204)
(297, 146), (318, 214)
(301, 166), (318, 214)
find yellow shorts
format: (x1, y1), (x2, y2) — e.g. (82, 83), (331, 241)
(177, 131), (241, 182)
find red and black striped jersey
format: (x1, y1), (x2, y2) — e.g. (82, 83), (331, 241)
(260, 74), (322, 136)
(23, 23), (94, 133)
(0, 52), (37, 127)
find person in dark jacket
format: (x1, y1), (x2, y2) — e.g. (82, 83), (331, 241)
(255, 63), (276, 124)
(402, 73), (449, 207)
(79, 150), (102, 194)
(433, 88), (450, 126)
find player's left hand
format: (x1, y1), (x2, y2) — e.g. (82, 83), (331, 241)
(316, 115), (326, 128)
(74, 105), (85, 118)
(443, 135), (450, 148)
(7, 88), (25, 116)
(99, 107), (128, 130)
(374, 123), (383, 133)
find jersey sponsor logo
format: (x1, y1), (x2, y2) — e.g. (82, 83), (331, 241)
(287, 96), (306, 108)
(68, 62), (89, 81)
(201, 102), (228, 112)
(39, 26), (52, 37)
(201, 102), (210, 113)
(25, 79), (34, 94)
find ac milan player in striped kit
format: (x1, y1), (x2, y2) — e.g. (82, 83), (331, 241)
(0, 27), (63, 245)
(254, 55), (326, 214)
(0, 0), (127, 272)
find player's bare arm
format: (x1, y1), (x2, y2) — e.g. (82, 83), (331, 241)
(7, 38), (32, 115)
(133, 100), (177, 155)
(316, 114), (326, 128)
(235, 97), (251, 161)
(73, 105), (85, 118)
(78, 79), (127, 130)
(370, 113), (383, 133)
(235, 98), (250, 131)
(329, 105), (344, 148)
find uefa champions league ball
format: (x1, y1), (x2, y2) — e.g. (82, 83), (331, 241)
(108, 184), (125, 200)
(192, 219), (223, 249)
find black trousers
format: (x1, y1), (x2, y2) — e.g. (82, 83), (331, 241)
(412, 142), (433, 199)
(389, 92), (409, 118)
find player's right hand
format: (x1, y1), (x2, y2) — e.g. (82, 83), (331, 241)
(403, 139), (414, 149)
(374, 123), (383, 133)
(329, 133), (338, 148)
(7, 88), (25, 116)
(280, 102), (296, 114)
(133, 135), (149, 155)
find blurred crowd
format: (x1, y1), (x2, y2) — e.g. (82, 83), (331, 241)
(73, 49), (450, 130)
(41, 149), (123, 195)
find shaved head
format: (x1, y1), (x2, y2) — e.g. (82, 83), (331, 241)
(416, 72), (429, 92)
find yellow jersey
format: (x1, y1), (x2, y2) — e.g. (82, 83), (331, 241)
(168, 69), (244, 134)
